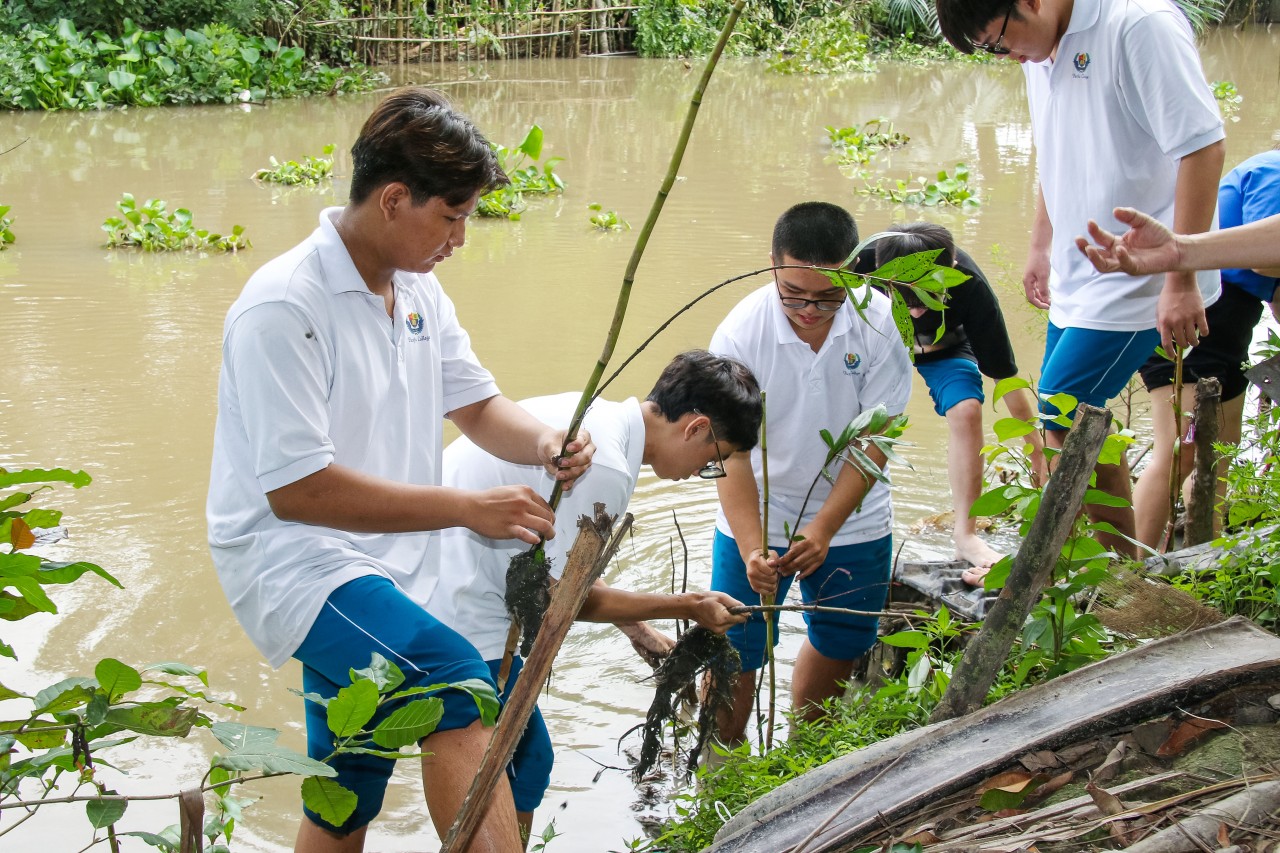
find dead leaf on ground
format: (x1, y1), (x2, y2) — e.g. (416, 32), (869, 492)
(1156, 716), (1227, 756)
(1019, 749), (1062, 772)
(1093, 735), (1135, 782)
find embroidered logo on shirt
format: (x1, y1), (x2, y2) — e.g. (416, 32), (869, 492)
(405, 312), (430, 342)
(844, 352), (862, 374)
(1072, 52), (1091, 77)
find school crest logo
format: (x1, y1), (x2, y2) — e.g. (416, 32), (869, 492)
(405, 312), (430, 342)
(1072, 52), (1090, 74)
(844, 352), (862, 374)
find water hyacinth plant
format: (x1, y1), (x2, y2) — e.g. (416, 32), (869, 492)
(102, 193), (249, 252)
(0, 205), (14, 249)
(477, 125), (565, 220)
(252, 144), (337, 186)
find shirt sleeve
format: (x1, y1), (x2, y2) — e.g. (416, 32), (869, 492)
(1116, 10), (1224, 161)
(224, 301), (336, 494)
(432, 280), (501, 415)
(952, 252), (1019, 380)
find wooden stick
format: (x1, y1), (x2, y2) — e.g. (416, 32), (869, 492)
(1162, 348), (1186, 553)
(1183, 377), (1221, 547)
(496, 0), (748, 694)
(930, 404), (1112, 723)
(441, 507), (633, 852)
(730, 604), (906, 619)
(760, 390), (777, 751)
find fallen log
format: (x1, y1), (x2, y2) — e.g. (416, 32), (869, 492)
(706, 617), (1280, 853)
(1122, 778), (1280, 853)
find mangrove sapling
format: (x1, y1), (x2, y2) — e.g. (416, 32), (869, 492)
(497, 0), (750, 682)
(0, 466), (498, 846)
(252, 144), (336, 186)
(631, 627), (741, 781)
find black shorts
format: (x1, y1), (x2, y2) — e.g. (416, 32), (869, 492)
(1137, 284), (1264, 401)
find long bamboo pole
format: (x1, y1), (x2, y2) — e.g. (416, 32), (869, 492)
(496, 0), (748, 680)
(759, 392), (776, 751)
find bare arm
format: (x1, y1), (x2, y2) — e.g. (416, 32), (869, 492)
(774, 441), (888, 580)
(1156, 139), (1226, 354)
(1080, 210), (1280, 277)
(576, 580), (746, 633)
(1022, 185), (1052, 310)
(449, 395), (593, 489)
(266, 463), (556, 544)
(715, 453), (779, 597)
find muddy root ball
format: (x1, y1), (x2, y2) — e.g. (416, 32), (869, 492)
(505, 548), (552, 657)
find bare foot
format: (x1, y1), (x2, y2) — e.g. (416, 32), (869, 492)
(956, 534), (1004, 586)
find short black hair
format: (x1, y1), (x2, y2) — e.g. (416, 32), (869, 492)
(646, 350), (762, 451)
(937, 0), (1018, 54)
(349, 87), (509, 207)
(772, 201), (859, 267)
(874, 221), (956, 269)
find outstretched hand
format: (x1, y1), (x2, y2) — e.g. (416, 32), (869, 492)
(1075, 207), (1182, 276)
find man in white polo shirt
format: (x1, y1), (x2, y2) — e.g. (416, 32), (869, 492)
(708, 202), (912, 744)
(936, 0), (1224, 560)
(430, 350), (759, 840)
(206, 88), (591, 853)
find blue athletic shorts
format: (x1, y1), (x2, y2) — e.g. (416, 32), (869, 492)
(487, 656), (554, 814)
(710, 530), (891, 671)
(915, 357), (984, 416)
(296, 575), (495, 834)
(1038, 323), (1160, 430)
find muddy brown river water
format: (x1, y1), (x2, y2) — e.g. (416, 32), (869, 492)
(1, 30), (1278, 850)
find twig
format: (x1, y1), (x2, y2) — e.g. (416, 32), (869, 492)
(0, 771), (284, 811)
(0, 137), (30, 158)
(760, 390), (777, 752)
(730, 604), (908, 619)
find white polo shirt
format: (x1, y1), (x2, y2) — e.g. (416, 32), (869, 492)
(429, 393), (645, 659)
(1024, 0), (1223, 332)
(709, 283), (912, 547)
(206, 207), (499, 668)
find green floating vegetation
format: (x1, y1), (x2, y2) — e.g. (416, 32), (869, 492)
(0, 205), (13, 249)
(253, 144), (337, 186)
(0, 18), (385, 111)
(826, 119), (910, 166)
(859, 163), (981, 209)
(1212, 80), (1243, 120)
(102, 193), (249, 252)
(587, 203), (629, 232)
(477, 124), (565, 221)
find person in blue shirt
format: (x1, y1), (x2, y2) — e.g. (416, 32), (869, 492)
(1129, 148), (1280, 547)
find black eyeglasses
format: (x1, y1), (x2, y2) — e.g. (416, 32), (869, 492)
(975, 6), (1012, 55)
(776, 285), (846, 313)
(696, 411), (727, 480)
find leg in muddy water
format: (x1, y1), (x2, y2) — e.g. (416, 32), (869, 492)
(791, 640), (855, 724)
(295, 819), (367, 853)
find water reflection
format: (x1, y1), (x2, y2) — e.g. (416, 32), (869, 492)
(1, 29), (1277, 850)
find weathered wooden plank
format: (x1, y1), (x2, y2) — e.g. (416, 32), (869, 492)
(707, 617), (1280, 853)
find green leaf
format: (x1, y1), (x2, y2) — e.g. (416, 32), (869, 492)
(95, 659), (142, 702)
(969, 485), (1023, 518)
(121, 828), (180, 851)
(0, 468), (90, 489)
(33, 678), (96, 714)
(0, 492), (32, 512)
(20, 508), (60, 528)
(868, 250), (944, 286)
(1082, 488), (1130, 509)
(450, 678), (500, 726)
(992, 376), (1031, 405)
(104, 704), (200, 738)
(517, 124), (544, 160)
(0, 680), (24, 700)
(372, 697), (444, 748)
(141, 661), (209, 685)
(107, 69), (136, 89)
(982, 554), (1013, 590)
(301, 776), (357, 827)
(979, 777), (1043, 811)
(993, 417), (1035, 443)
(349, 653), (405, 693)
(879, 630), (928, 649)
(327, 679), (379, 738)
(210, 723), (335, 777)
(87, 796), (127, 829)
(1041, 392), (1077, 422)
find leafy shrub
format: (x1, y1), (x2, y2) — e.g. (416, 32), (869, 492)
(1212, 79), (1243, 120)
(766, 12), (876, 74)
(0, 18), (385, 111)
(0, 0), (272, 35)
(826, 119), (910, 165)
(102, 193), (250, 252)
(253, 144), (336, 186)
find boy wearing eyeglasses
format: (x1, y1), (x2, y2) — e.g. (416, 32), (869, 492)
(934, 0), (1224, 558)
(862, 222), (1045, 584)
(707, 202), (912, 744)
(428, 350), (759, 839)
